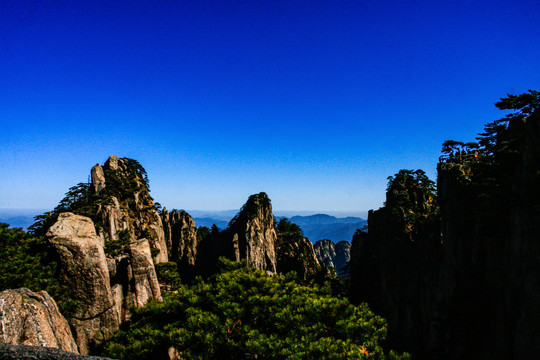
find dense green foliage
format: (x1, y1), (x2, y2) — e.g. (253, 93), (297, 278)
(104, 259), (408, 360)
(384, 169), (438, 234)
(0, 223), (75, 315)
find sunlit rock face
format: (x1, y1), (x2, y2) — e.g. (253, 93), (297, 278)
(129, 238), (162, 308)
(0, 288), (78, 354)
(46, 213), (119, 355)
(226, 192), (277, 273)
(92, 155), (168, 264)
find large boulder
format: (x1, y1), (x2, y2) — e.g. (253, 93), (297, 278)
(0, 288), (78, 354)
(46, 213), (119, 355)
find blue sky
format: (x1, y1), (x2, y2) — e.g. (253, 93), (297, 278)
(1, 0), (539, 213)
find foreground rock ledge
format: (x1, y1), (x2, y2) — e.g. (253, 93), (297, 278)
(0, 343), (113, 360)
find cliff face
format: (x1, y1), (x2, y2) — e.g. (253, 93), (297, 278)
(313, 240), (350, 274)
(432, 112), (540, 360)
(161, 209), (198, 268)
(226, 193), (277, 272)
(349, 170), (441, 357)
(349, 113), (540, 360)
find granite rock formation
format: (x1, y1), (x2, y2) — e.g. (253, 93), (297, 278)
(274, 218), (321, 280)
(225, 193), (277, 272)
(349, 111), (540, 360)
(0, 289), (78, 354)
(91, 155), (168, 264)
(161, 209), (198, 268)
(313, 240), (351, 274)
(46, 213), (119, 355)
(128, 238), (162, 308)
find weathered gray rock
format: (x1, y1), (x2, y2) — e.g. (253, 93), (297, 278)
(313, 239), (336, 268)
(129, 239), (162, 308)
(96, 197), (130, 242)
(227, 193), (277, 272)
(161, 209), (198, 266)
(46, 213), (119, 354)
(0, 289), (78, 354)
(313, 240), (350, 273)
(334, 241), (351, 272)
(0, 343), (113, 360)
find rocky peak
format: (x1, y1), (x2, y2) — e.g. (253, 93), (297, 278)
(46, 213), (96, 238)
(227, 193), (277, 272)
(161, 209), (198, 267)
(334, 241), (351, 272)
(90, 155), (168, 263)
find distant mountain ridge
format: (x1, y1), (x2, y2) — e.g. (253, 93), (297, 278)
(0, 209), (47, 230)
(1, 209), (367, 243)
(286, 214), (367, 243)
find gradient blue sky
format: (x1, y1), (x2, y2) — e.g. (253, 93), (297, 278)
(1, 0), (540, 213)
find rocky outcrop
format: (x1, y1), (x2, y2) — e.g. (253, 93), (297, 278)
(0, 343), (113, 360)
(91, 155), (168, 264)
(349, 170), (441, 357)
(313, 239), (336, 268)
(349, 113), (540, 360)
(274, 218), (321, 280)
(0, 289), (78, 354)
(313, 240), (351, 274)
(128, 239), (162, 308)
(275, 236), (320, 279)
(226, 193), (277, 272)
(46, 213), (119, 355)
(161, 209), (198, 267)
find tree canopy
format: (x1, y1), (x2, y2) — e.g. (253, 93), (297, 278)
(103, 258), (409, 360)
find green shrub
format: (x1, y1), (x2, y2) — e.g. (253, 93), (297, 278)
(104, 258), (408, 360)
(0, 223), (76, 316)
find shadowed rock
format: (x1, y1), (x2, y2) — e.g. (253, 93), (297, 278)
(0, 343), (113, 359)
